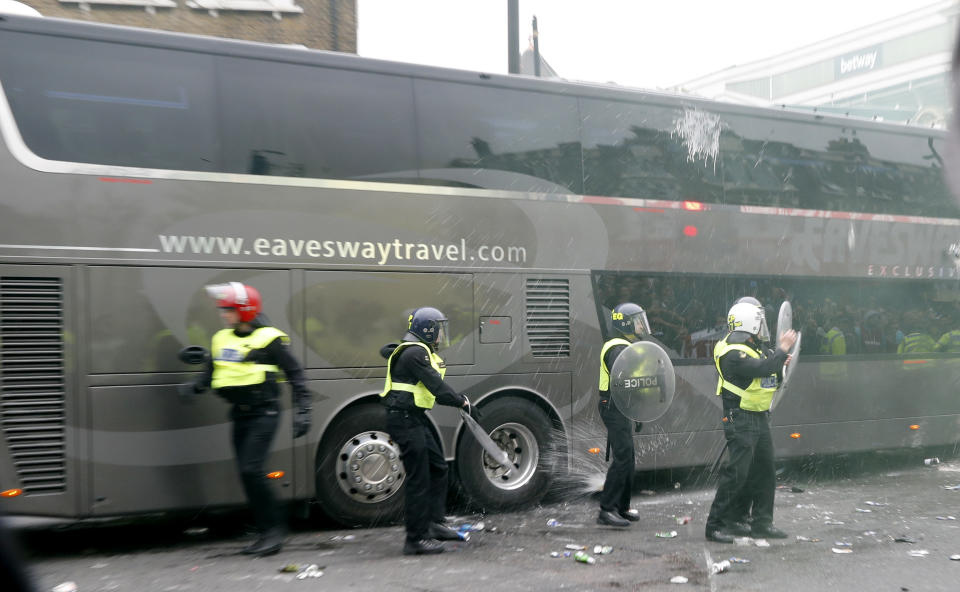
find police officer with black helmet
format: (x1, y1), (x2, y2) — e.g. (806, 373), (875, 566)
(596, 302), (650, 528)
(380, 307), (470, 555)
(182, 282), (312, 557)
(705, 299), (796, 543)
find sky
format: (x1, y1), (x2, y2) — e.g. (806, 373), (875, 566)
(357, 0), (946, 90)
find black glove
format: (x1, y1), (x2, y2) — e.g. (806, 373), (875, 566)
(243, 348), (268, 363)
(178, 382), (203, 403)
(293, 409), (311, 438)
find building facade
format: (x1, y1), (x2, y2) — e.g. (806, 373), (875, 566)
(674, 1), (958, 127)
(16, 0), (355, 51)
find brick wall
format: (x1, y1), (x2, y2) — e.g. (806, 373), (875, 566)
(22, 0), (356, 52)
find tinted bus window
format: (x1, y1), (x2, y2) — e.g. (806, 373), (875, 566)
(849, 130), (955, 218)
(415, 80), (582, 194)
(0, 32), (217, 171)
(218, 58), (417, 181)
(580, 99), (723, 203)
(594, 272), (960, 360)
(721, 114), (956, 217)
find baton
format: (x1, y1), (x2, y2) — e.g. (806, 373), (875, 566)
(460, 409), (513, 474)
(710, 440), (729, 475)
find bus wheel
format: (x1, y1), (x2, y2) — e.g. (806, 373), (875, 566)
(456, 397), (554, 510)
(314, 404), (405, 527)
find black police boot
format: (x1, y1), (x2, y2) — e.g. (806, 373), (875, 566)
(242, 528), (285, 557)
(597, 510), (631, 527)
(705, 529), (736, 544)
(723, 521), (752, 536)
(429, 522), (466, 541)
(403, 538), (445, 555)
(751, 524), (788, 539)
(618, 509), (640, 522)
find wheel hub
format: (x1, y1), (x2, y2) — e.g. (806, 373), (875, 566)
(335, 431), (404, 503)
(481, 422), (538, 491)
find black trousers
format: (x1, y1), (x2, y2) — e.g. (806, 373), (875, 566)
(705, 409), (776, 533)
(386, 409), (448, 542)
(231, 404), (283, 534)
(598, 398), (635, 514)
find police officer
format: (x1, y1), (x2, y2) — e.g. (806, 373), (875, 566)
(898, 310), (936, 354)
(705, 300), (797, 543)
(935, 312), (960, 352)
(380, 307), (470, 555)
(184, 282), (312, 556)
(596, 302), (649, 528)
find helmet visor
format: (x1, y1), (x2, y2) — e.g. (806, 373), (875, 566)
(630, 311), (651, 337)
(434, 320), (450, 350)
(758, 312), (771, 342)
(204, 283), (232, 303)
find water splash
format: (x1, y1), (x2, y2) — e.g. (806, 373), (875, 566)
(541, 424), (609, 502)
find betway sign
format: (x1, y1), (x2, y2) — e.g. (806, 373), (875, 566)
(835, 45), (882, 78)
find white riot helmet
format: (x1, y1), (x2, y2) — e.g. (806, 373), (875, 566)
(727, 302), (770, 342)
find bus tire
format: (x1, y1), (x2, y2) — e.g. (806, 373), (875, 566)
(456, 397), (554, 510)
(314, 404), (405, 527)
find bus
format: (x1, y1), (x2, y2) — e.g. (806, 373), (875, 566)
(0, 15), (958, 526)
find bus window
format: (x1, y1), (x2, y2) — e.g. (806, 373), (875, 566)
(593, 272), (960, 361)
(721, 114), (852, 212)
(217, 58), (417, 182)
(414, 80), (582, 194)
(720, 113), (957, 217)
(580, 99), (723, 204)
(847, 130), (955, 218)
(0, 32), (217, 171)
(300, 271), (474, 369)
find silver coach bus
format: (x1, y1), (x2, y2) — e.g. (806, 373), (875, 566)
(0, 15), (958, 526)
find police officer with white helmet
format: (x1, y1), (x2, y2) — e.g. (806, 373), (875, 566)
(705, 300), (796, 543)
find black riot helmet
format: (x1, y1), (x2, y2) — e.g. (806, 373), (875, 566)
(404, 307), (450, 351)
(611, 302), (650, 340)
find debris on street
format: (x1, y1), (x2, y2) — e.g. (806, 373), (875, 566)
(573, 550), (595, 565)
(593, 545), (613, 554)
(711, 559), (731, 574)
(296, 564), (324, 579)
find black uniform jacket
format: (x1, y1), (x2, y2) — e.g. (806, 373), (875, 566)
(379, 341), (466, 412)
(718, 331), (788, 413)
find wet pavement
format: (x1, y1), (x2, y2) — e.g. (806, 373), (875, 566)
(12, 452), (960, 591)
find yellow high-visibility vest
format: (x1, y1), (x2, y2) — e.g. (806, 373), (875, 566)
(598, 338), (631, 391)
(713, 336), (778, 412)
(380, 341), (446, 409)
(211, 327), (286, 389)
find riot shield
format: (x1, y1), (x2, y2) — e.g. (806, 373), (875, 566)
(772, 301), (801, 411)
(609, 341), (676, 422)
